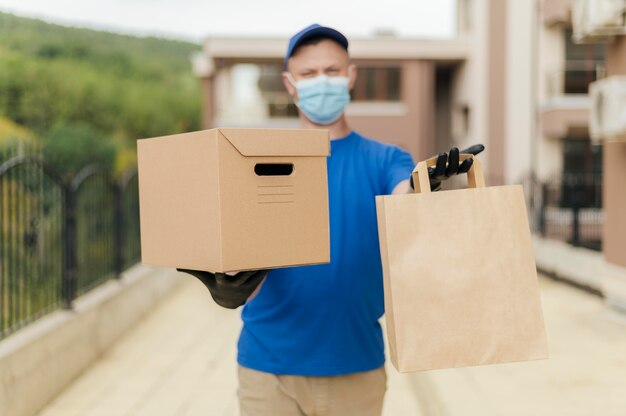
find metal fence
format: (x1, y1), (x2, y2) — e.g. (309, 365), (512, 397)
(0, 150), (140, 339)
(525, 173), (603, 251)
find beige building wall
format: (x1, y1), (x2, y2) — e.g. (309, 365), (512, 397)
(455, 0), (534, 185)
(346, 61), (435, 160)
(538, 27), (566, 103)
(603, 37), (626, 269)
(537, 21), (567, 180)
(505, 0), (535, 184)
(449, 62), (470, 148)
(467, 0), (490, 177)
(485, 0), (508, 185)
(445, 0), (494, 182)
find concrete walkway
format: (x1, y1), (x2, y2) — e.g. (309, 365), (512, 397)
(38, 273), (626, 415)
(411, 277), (626, 416)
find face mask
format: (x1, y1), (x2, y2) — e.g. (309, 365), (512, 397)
(287, 72), (351, 125)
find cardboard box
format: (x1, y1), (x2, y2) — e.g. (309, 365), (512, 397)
(137, 128), (330, 273)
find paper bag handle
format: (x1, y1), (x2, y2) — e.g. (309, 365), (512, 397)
(411, 153), (485, 194)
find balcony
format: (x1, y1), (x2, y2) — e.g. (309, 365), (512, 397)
(546, 61), (606, 97)
(541, 61), (605, 137)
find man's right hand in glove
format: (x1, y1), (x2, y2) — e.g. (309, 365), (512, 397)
(176, 268), (269, 309)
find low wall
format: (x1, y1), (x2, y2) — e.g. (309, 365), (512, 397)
(532, 235), (604, 294)
(602, 260), (626, 312)
(532, 235), (626, 314)
(0, 265), (183, 416)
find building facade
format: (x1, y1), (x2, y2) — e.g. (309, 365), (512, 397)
(192, 0), (545, 186)
(192, 0), (626, 310)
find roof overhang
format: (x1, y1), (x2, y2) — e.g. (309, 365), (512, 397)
(201, 36), (470, 62)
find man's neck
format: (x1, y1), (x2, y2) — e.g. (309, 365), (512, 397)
(299, 114), (351, 140)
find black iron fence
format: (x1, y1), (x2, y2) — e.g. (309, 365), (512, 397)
(0, 150), (140, 339)
(525, 173), (603, 251)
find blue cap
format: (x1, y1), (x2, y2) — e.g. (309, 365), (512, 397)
(285, 24), (348, 65)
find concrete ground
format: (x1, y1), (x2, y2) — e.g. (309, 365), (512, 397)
(38, 272), (626, 416)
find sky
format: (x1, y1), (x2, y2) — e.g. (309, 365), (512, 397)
(0, 0), (456, 42)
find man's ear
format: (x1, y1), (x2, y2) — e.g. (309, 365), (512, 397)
(348, 63), (357, 90)
(282, 72), (297, 97)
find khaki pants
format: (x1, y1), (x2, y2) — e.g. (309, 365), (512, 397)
(237, 365), (387, 416)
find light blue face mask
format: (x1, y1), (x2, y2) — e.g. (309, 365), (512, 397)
(287, 73), (351, 125)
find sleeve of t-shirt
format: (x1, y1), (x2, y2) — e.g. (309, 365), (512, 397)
(383, 145), (415, 195)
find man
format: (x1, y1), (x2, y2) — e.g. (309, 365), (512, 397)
(180, 24), (482, 415)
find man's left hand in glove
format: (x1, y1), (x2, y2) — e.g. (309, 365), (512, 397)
(408, 144), (485, 192)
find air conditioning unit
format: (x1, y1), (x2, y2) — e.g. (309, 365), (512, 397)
(572, 0), (626, 43)
(590, 76), (626, 142)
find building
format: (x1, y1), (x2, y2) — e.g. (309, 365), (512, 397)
(538, 0), (605, 201)
(191, 0), (545, 186)
(191, 35), (468, 166)
(191, 0), (626, 310)
(190, 0), (611, 182)
(567, 0), (626, 311)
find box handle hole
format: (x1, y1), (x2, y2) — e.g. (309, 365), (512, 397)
(254, 163), (294, 176)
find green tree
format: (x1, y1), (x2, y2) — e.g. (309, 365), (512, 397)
(42, 122), (116, 177)
(0, 11), (201, 147)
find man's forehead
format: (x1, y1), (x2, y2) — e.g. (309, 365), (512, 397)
(288, 39), (350, 70)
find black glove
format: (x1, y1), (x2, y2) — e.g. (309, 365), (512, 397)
(176, 268), (269, 309)
(410, 144), (485, 191)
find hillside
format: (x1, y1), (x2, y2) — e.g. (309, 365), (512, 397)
(0, 11), (201, 143)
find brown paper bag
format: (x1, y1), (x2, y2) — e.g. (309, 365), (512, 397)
(375, 155), (548, 372)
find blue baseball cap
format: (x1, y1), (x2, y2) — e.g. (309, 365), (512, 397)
(285, 24), (349, 66)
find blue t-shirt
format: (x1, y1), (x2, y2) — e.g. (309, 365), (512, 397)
(237, 130), (415, 376)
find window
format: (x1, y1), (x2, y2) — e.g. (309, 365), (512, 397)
(561, 137), (602, 208)
(255, 64), (403, 118)
(563, 29), (606, 94)
(351, 67), (402, 102)
(257, 64), (299, 118)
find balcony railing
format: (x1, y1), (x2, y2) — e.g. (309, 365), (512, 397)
(525, 173), (603, 251)
(547, 61), (606, 97)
